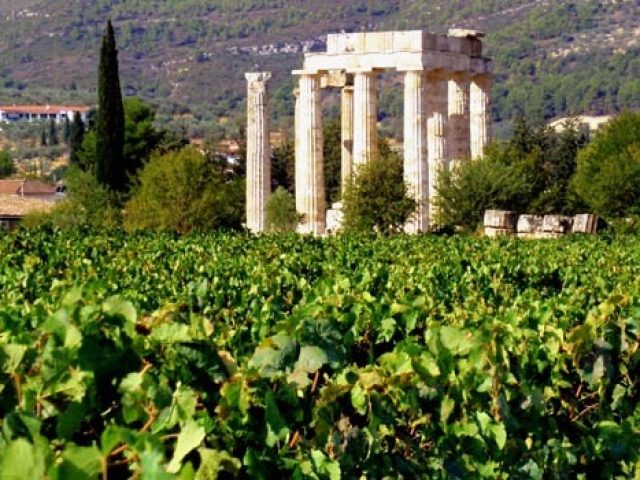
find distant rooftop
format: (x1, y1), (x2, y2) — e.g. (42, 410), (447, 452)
(0, 105), (91, 114)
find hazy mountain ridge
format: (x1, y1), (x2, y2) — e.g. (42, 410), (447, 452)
(0, 0), (639, 135)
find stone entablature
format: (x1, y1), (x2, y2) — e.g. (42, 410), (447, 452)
(306, 30), (491, 74)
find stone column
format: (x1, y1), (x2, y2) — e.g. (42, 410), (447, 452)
(470, 74), (492, 159)
(403, 70), (429, 233)
(245, 72), (271, 233)
(352, 70), (378, 167)
(341, 86), (354, 194)
(294, 72), (325, 235)
(426, 71), (448, 227)
(448, 72), (471, 170)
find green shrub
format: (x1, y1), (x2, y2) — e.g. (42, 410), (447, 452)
(22, 165), (120, 229)
(0, 149), (15, 178)
(436, 146), (531, 231)
(572, 111), (640, 218)
(124, 147), (244, 233)
(265, 187), (300, 233)
(342, 145), (416, 234)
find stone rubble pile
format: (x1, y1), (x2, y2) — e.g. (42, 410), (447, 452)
(484, 210), (599, 238)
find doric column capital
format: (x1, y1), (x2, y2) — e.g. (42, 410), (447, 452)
(245, 72), (272, 83)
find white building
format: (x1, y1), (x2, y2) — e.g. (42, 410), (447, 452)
(0, 105), (91, 123)
(548, 115), (612, 134)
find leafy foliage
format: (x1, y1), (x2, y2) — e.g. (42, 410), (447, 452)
(342, 141), (417, 234)
(1, 229), (640, 477)
(124, 147), (244, 233)
(436, 150), (530, 231)
(437, 119), (588, 230)
(77, 98), (171, 177)
(22, 165), (121, 229)
(0, 149), (15, 178)
(265, 187), (300, 233)
(573, 111), (640, 218)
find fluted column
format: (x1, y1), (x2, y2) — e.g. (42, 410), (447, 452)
(403, 70), (429, 233)
(470, 74), (492, 159)
(295, 72), (325, 235)
(426, 71), (449, 228)
(448, 72), (470, 171)
(245, 72), (271, 233)
(341, 86), (354, 194)
(352, 70), (378, 167)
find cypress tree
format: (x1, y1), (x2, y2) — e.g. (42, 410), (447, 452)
(49, 119), (59, 146)
(63, 115), (72, 144)
(96, 20), (125, 191)
(40, 128), (47, 147)
(69, 111), (86, 166)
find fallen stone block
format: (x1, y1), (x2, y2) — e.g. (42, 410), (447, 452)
(572, 213), (599, 234)
(542, 215), (574, 234)
(485, 227), (514, 238)
(326, 202), (344, 234)
(517, 214), (543, 238)
(484, 210), (517, 230)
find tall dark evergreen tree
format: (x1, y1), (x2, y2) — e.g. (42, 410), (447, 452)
(48, 119), (59, 146)
(96, 20), (125, 191)
(40, 128), (47, 147)
(63, 116), (72, 144)
(69, 111), (86, 166)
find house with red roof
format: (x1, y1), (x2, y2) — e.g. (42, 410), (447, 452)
(0, 105), (90, 123)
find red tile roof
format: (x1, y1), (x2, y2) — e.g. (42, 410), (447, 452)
(0, 179), (57, 196)
(0, 105), (91, 114)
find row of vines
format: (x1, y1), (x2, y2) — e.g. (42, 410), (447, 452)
(0, 228), (638, 478)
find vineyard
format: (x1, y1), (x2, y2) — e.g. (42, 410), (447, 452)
(0, 229), (639, 478)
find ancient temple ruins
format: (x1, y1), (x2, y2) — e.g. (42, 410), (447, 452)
(246, 29), (492, 234)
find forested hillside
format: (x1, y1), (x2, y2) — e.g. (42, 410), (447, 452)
(1, 0), (639, 136)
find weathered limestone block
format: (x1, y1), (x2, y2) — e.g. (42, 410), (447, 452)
(572, 213), (599, 234)
(326, 202), (344, 234)
(542, 215), (574, 235)
(485, 227), (514, 238)
(517, 214), (543, 238)
(484, 210), (517, 230)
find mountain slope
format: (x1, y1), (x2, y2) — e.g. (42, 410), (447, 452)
(0, 0), (639, 136)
